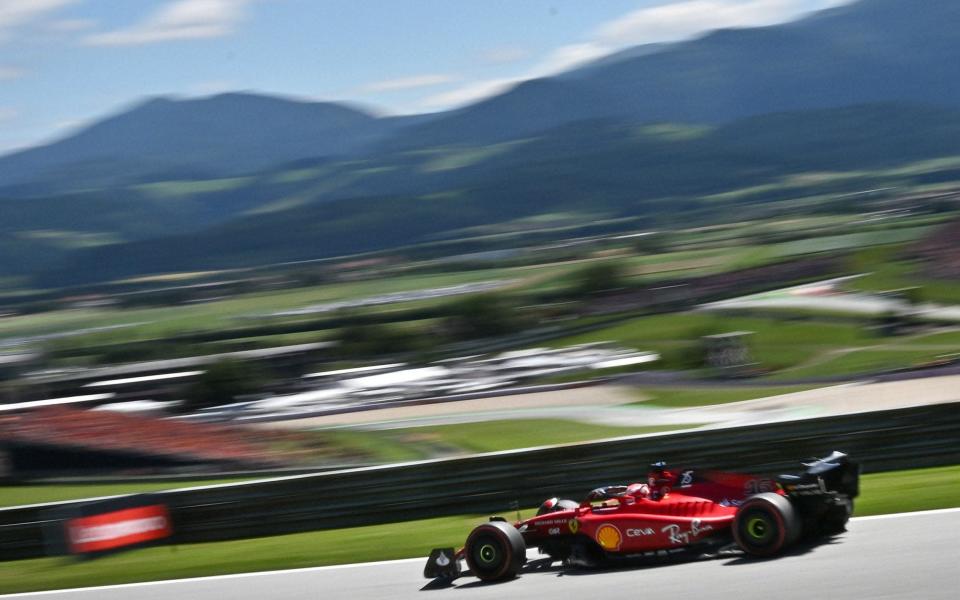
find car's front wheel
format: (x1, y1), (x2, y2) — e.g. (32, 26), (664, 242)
(464, 521), (526, 582)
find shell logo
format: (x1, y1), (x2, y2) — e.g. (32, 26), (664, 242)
(595, 524), (622, 551)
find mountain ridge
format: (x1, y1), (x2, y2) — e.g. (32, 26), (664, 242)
(0, 93), (422, 194)
(375, 0), (960, 150)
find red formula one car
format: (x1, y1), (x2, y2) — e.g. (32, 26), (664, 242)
(424, 451), (859, 583)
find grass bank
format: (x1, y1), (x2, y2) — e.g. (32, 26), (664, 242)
(545, 312), (873, 373)
(630, 385), (819, 408)
(324, 419), (692, 463)
(0, 478), (253, 509)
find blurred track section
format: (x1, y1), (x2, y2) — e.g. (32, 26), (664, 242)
(5, 509), (958, 599)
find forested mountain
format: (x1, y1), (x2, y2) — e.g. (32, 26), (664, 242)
(35, 103), (960, 285)
(0, 93), (424, 194)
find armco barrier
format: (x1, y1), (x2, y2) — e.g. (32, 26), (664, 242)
(2, 401), (959, 561)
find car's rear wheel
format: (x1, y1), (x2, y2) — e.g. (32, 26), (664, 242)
(733, 493), (801, 557)
(464, 521), (526, 582)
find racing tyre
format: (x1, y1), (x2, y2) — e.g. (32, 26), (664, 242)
(733, 493), (801, 557)
(464, 521), (526, 582)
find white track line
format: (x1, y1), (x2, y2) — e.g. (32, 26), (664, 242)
(4, 507), (959, 598)
(851, 506), (960, 521)
(0, 558), (427, 598)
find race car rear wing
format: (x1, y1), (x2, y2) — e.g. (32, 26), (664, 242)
(777, 451), (860, 498)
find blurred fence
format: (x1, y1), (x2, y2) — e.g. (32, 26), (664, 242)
(2, 401), (959, 561)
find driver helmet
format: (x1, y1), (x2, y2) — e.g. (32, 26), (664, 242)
(648, 460), (671, 499)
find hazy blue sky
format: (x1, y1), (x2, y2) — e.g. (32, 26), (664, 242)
(0, 0), (850, 153)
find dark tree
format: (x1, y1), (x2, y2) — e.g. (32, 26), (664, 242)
(336, 323), (427, 357)
(573, 261), (627, 297)
(183, 359), (267, 410)
(444, 294), (524, 339)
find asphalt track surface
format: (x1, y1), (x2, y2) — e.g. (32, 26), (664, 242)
(7, 509), (959, 600)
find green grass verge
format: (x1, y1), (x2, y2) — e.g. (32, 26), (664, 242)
(0, 479), (252, 509)
(846, 246), (960, 305)
(544, 311), (958, 380)
(0, 512), (520, 594)
(322, 420), (694, 463)
(0, 264), (569, 345)
(631, 385), (820, 408)
(900, 329), (960, 346)
(545, 312), (872, 373)
(769, 227), (930, 258)
(768, 347), (952, 380)
(1, 464), (957, 594)
(855, 465), (960, 516)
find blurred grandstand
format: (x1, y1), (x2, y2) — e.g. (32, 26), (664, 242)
(0, 407), (287, 479)
(0, 403), (400, 481)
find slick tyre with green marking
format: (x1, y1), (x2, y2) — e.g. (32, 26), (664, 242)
(464, 521), (526, 582)
(733, 493), (801, 557)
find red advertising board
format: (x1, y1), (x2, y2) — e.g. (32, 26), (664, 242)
(66, 504), (172, 554)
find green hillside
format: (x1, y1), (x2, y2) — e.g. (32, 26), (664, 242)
(30, 103), (960, 286)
